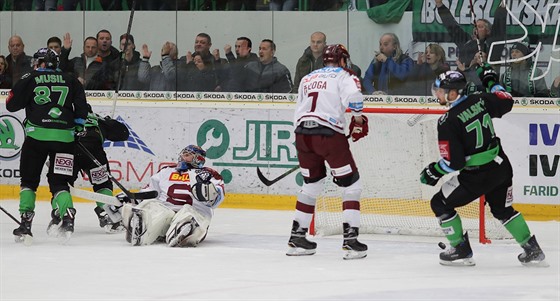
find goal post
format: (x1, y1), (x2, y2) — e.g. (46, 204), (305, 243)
(310, 107), (511, 243)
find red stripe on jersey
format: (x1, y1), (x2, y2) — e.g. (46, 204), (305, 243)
(438, 140), (450, 161)
(5, 90), (13, 103)
(296, 201), (315, 214)
(343, 200), (360, 210)
(494, 91), (512, 100)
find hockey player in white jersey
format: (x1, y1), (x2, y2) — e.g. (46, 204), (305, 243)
(288, 44), (369, 260)
(118, 145), (225, 247)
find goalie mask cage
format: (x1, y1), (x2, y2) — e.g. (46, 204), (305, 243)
(310, 107), (512, 243)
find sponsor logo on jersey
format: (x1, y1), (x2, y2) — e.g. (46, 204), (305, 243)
(103, 116), (155, 155)
(169, 172), (190, 182)
(0, 115), (25, 159)
(438, 141), (450, 160)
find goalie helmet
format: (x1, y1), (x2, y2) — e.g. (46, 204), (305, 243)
(33, 47), (59, 70)
(323, 44), (350, 66)
(177, 145), (206, 171)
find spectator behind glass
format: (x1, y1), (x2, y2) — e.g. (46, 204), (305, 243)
(240, 39), (292, 93)
(434, 0), (506, 70)
(35, 0), (58, 10)
(270, 0), (296, 10)
(183, 52), (219, 91)
(500, 42), (550, 97)
(179, 33), (228, 91)
(551, 76), (560, 98)
(407, 43), (450, 96)
(292, 32), (327, 93)
(138, 41), (180, 91)
(0, 55), (10, 88)
(10, 0), (32, 10)
(62, 0), (85, 10)
(96, 29), (120, 64)
(46, 35), (72, 73)
(363, 33), (413, 95)
(71, 37), (104, 88)
(5, 35), (32, 87)
(222, 37), (258, 92)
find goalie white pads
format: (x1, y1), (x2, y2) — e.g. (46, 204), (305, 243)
(165, 205), (210, 247)
(191, 182), (220, 207)
(122, 200), (175, 246)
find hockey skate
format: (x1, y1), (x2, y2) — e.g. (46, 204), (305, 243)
(286, 221), (317, 256)
(128, 208), (147, 246)
(342, 223), (367, 260)
(439, 233), (475, 266)
(167, 217), (198, 247)
(518, 235), (549, 267)
(13, 211), (34, 246)
(94, 207), (125, 234)
(59, 208), (76, 243)
(46, 209), (61, 237)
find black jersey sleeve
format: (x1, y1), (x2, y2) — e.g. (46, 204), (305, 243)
(437, 113), (467, 171)
(481, 91), (513, 119)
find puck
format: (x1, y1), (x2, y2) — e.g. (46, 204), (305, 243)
(438, 242), (446, 249)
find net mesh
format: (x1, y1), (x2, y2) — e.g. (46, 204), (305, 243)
(313, 111), (512, 240)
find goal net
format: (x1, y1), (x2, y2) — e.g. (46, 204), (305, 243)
(311, 108), (512, 243)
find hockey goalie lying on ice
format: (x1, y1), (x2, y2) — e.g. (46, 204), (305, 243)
(113, 145), (225, 247)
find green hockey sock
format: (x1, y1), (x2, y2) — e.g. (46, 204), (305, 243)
(53, 190), (73, 217)
(19, 188), (36, 213)
(95, 188), (113, 208)
(440, 214), (464, 247)
(503, 213), (531, 245)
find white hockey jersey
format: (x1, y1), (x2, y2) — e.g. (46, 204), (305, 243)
(293, 66), (363, 134)
(141, 165), (225, 220)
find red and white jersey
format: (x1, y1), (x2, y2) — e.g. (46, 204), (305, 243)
(141, 166), (225, 219)
(294, 66), (363, 134)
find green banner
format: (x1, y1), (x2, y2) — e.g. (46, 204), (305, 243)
(413, 0), (560, 44)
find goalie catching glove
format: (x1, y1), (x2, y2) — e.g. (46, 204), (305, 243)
(349, 115), (369, 142)
(191, 170), (220, 207)
(419, 162), (447, 186)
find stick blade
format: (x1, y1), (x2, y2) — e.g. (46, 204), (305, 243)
(129, 190), (159, 200)
(256, 167), (274, 186)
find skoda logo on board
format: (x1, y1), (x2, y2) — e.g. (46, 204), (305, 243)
(0, 115), (26, 159)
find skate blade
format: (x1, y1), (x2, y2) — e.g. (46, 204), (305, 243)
(343, 250), (367, 260)
(14, 234), (33, 246)
(59, 231), (73, 245)
(521, 260), (550, 268)
(286, 246), (316, 256)
(104, 224), (125, 234)
(47, 225), (60, 237)
(440, 257), (476, 266)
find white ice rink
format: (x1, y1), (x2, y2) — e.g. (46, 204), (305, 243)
(1, 200), (559, 301)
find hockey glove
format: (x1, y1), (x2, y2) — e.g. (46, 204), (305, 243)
(476, 63), (499, 90)
(74, 118), (86, 138)
(349, 115), (369, 142)
(192, 182), (219, 207)
(420, 162), (446, 186)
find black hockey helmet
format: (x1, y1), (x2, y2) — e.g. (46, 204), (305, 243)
(433, 71), (466, 92)
(33, 47), (59, 70)
(323, 44), (350, 66)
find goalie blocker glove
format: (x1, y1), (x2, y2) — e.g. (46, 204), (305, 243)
(420, 162), (447, 186)
(349, 115), (369, 142)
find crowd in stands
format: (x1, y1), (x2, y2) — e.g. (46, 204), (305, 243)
(1, 0), (558, 97)
(0, 0), (392, 11)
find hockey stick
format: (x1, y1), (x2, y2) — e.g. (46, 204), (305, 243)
(76, 142), (158, 200)
(110, 0), (137, 118)
(0, 205), (21, 225)
(257, 165), (299, 187)
(468, 0), (484, 65)
(69, 186), (124, 206)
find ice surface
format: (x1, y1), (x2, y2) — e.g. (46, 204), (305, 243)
(1, 200), (559, 300)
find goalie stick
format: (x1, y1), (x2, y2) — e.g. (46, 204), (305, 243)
(76, 142), (158, 200)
